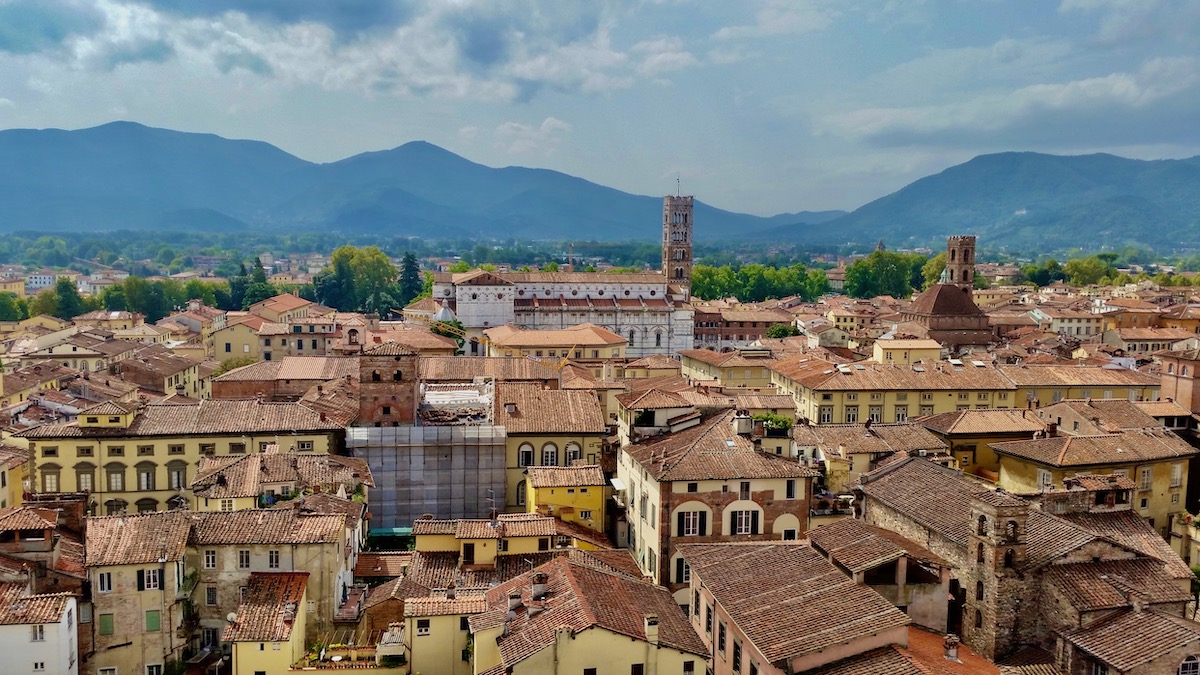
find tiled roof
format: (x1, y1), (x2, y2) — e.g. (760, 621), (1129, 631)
(679, 543), (910, 665)
(810, 645), (923, 675)
(1059, 509), (1193, 579)
(412, 518), (457, 536)
(625, 410), (819, 481)
(0, 584), (72, 625)
(526, 465), (606, 488)
(362, 341), (417, 356)
(791, 423), (947, 456)
(86, 511), (191, 566)
(483, 557), (708, 669)
(191, 452), (373, 499)
(270, 492), (367, 531)
(1063, 609), (1200, 672)
(770, 357), (1016, 392)
(214, 356), (358, 382)
(1042, 558), (1190, 612)
(993, 364), (1158, 388)
(1133, 399), (1194, 418)
(732, 394), (796, 411)
(18, 398), (344, 438)
(906, 284), (984, 316)
(918, 408), (1046, 435)
(364, 327), (457, 351)
(615, 388), (691, 410)
(0, 444), (30, 470)
(996, 647), (1059, 675)
(0, 507), (58, 532)
(808, 518), (949, 573)
(418, 356), (561, 382)
(624, 354), (680, 370)
(1039, 399), (1162, 432)
(404, 596), (488, 617)
(224, 572), (309, 642)
(189, 510), (345, 545)
(484, 323), (627, 347)
(494, 383), (606, 434)
(355, 552), (411, 578)
(990, 430), (1198, 468)
(1023, 509), (1100, 569)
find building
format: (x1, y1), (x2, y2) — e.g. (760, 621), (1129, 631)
(662, 194), (693, 290)
(20, 398), (344, 514)
(896, 236), (994, 350)
(871, 338), (943, 364)
(247, 293), (313, 323)
(678, 348), (777, 389)
(86, 511), (192, 675)
(692, 302), (795, 352)
(0, 582), (78, 675)
(190, 449), (373, 511)
(0, 444), (31, 509)
(211, 355), (359, 401)
(404, 593), (485, 675)
(619, 409), (818, 603)
(791, 422), (948, 494)
(468, 556), (708, 675)
(224, 572), (309, 675)
(525, 465), (607, 533)
(918, 408), (1048, 478)
(484, 323), (628, 363)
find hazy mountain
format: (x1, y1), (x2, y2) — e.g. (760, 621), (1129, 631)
(769, 152), (1200, 250)
(0, 122), (831, 240)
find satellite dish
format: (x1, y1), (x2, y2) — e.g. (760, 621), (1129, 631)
(227, 612), (238, 623)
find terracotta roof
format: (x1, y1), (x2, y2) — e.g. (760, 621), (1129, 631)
(0, 444), (30, 470)
(0, 507), (58, 533)
(405, 596), (488, 617)
(189, 510), (345, 545)
(1038, 399), (1162, 432)
(996, 647), (1059, 675)
(770, 357), (1016, 392)
(808, 518), (949, 573)
(362, 342), (417, 356)
(792, 423), (947, 456)
(494, 383), (606, 434)
(733, 394), (795, 411)
(481, 557), (707, 669)
(993, 364), (1158, 388)
(1058, 509), (1193, 579)
(365, 326), (457, 351)
(990, 430), (1198, 468)
(270, 492), (367, 531)
(18, 398), (344, 438)
(0, 584), (72, 625)
(355, 552), (411, 578)
(1133, 399), (1194, 418)
(1063, 609), (1200, 672)
(224, 572), (309, 642)
(680, 543), (910, 665)
(215, 356), (358, 382)
(624, 354), (680, 370)
(906, 284), (984, 316)
(249, 293), (312, 314)
(1111, 327), (1194, 341)
(526, 465), (606, 488)
(615, 388), (692, 410)
(918, 408), (1047, 435)
(484, 323), (627, 348)
(86, 511), (191, 566)
(191, 452), (373, 499)
(412, 518), (457, 536)
(811, 645), (923, 675)
(1042, 558), (1190, 612)
(626, 410), (819, 482)
(418, 356), (561, 382)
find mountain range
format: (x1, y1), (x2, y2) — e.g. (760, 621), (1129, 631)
(1, 121), (1197, 252)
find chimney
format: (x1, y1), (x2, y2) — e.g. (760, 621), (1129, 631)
(531, 572), (548, 600)
(943, 634), (960, 661)
(504, 402), (517, 414)
(508, 592), (523, 611)
(1046, 422), (1058, 437)
(732, 410), (753, 436)
(644, 614), (659, 646)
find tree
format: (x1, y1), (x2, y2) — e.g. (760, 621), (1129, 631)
(28, 290), (57, 317)
(973, 272), (990, 290)
(921, 252), (948, 289)
(241, 282), (278, 310)
(213, 355), (258, 375)
(1063, 256), (1111, 286)
(0, 292), (26, 321)
(52, 278), (87, 319)
(398, 252), (422, 306)
(447, 261), (471, 273)
(844, 251), (924, 299)
(766, 323), (801, 338)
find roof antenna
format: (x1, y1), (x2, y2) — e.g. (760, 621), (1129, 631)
(676, 173), (681, 197)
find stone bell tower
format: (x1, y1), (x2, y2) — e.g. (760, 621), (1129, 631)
(662, 195), (693, 292)
(964, 490), (1028, 660)
(945, 235), (977, 297)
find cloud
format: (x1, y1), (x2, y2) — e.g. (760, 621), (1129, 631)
(137, 0), (415, 36)
(0, 98), (15, 109)
(457, 125), (479, 141)
(1060, 0), (1200, 48)
(713, 0), (837, 40)
(817, 57), (1200, 147)
(0, 0), (104, 54)
(631, 36), (696, 76)
(494, 116), (570, 155)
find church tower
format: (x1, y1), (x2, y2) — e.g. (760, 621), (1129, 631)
(963, 491), (1028, 660)
(945, 235), (977, 296)
(662, 195), (693, 292)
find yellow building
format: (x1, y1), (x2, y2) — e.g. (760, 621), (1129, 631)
(990, 430), (1197, 536)
(917, 408), (1048, 478)
(413, 513), (610, 569)
(494, 383), (607, 512)
(73, 309), (143, 331)
(113, 323), (174, 345)
(405, 595), (485, 675)
(484, 323), (627, 361)
(226, 572), (310, 675)
(621, 353), (681, 379)
(791, 422), (948, 494)
(86, 511), (192, 675)
(525, 465), (606, 532)
(0, 363), (71, 407)
(678, 348), (777, 389)
(0, 278), (26, 297)
(871, 338), (943, 364)
(191, 450), (372, 512)
(248, 292), (313, 323)
(995, 364), (1160, 406)
(18, 399), (343, 514)
(0, 443), (30, 508)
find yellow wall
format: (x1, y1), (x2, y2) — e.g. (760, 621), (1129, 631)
(214, 322), (263, 363)
(0, 279), (26, 297)
(408, 612), (474, 675)
(527, 479), (606, 532)
(1013, 384), (1158, 407)
(91, 561), (187, 675)
(505, 433), (605, 511)
(506, 626), (701, 675)
(232, 587), (309, 674)
(872, 343), (942, 364)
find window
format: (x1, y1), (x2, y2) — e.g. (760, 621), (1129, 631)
(137, 464), (155, 491)
(1091, 663), (1109, 675)
(100, 670), (116, 675)
(42, 471), (59, 492)
(108, 445), (124, 457)
(733, 641), (742, 672)
(894, 405), (908, 422)
(680, 511), (703, 536)
(1172, 463), (1184, 488)
(77, 445), (94, 457)
(202, 627), (219, 647)
(168, 462), (187, 490)
(268, 550), (280, 569)
(200, 443), (215, 456)
(148, 666), (163, 675)
(732, 510), (758, 535)
(518, 444), (534, 467)
(718, 622), (726, 655)
(783, 529), (797, 540)
(220, 499), (235, 512)
(566, 443), (582, 463)
(417, 619), (431, 636)
(844, 406), (858, 423)
(145, 610), (160, 631)
(229, 442), (246, 454)
(31, 624), (44, 641)
(239, 550), (251, 569)
(585, 670), (597, 675)
(1140, 467), (1153, 491)
(693, 590), (700, 617)
(739, 481), (750, 500)
(539, 538), (550, 551)
(516, 482), (526, 506)
(42, 446), (58, 458)
(1037, 469), (1053, 491)
(819, 406), (833, 424)
(705, 604), (713, 634)
(580, 510), (592, 520)
(687, 482), (698, 492)
(786, 479), (796, 499)
(1178, 655), (1200, 675)
(297, 440), (313, 452)
(542, 444), (559, 466)
(139, 568), (160, 590)
(869, 405), (882, 423)
(137, 445), (154, 457)
(206, 585), (218, 605)
(99, 613), (114, 635)
(204, 549), (216, 568)
(97, 571), (112, 593)
(684, 662), (696, 675)
(631, 666), (644, 675)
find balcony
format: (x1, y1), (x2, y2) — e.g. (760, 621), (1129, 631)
(334, 584), (370, 623)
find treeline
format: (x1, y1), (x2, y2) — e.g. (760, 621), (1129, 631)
(691, 265), (830, 302)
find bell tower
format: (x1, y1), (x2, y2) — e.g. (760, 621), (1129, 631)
(945, 235), (977, 296)
(662, 195), (693, 293)
(964, 490), (1028, 660)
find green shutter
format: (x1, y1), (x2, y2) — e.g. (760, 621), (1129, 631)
(146, 610), (160, 631)
(99, 614), (114, 635)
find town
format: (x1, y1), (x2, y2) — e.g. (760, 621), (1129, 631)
(3, 196), (1200, 675)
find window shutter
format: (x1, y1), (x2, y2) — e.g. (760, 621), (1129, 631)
(677, 512), (685, 536)
(751, 511), (760, 535)
(136, 570), (145, 591)
(675, 557), (685, 583)
(699, 512), (708, 536)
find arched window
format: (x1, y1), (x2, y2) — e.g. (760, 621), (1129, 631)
(542, 443), (558, 467)
(135, 498), (158, 513)
(1179, 655), (1200, 675)
(655, 333), (662, 348)
(629, 330), (636, 343)
(977, 542), (985, 563)
(1185, 366), (1191, 376)
(977, 515), (988, 536)
(105, 498), (128, 516)
(975, 609), (983, 629)
(371, 370), (381, 382)
(1169, 363), (1176, 374)
(565, 443), (582, 463)
(1005, 520), (1018, 542)
(975, 580), (984, 601)
(393, 370), (403, 381)
(950, 249), (956, 262)
(517, 444), (534, 467)
(516, 482), (526, 506)
(1004, 549), (1015, 568)
(348, 329), (359, 345)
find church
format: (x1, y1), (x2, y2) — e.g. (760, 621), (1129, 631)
(422, 196), (696, 357)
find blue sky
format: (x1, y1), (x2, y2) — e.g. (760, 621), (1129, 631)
(1, 0), (1198, 216)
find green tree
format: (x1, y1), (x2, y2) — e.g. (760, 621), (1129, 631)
(213, 355), (258, 375)
(447, 261), (471, 273)
(241, 282), (278, 310)
(399, 252), (422, 305)
(1063, 256), (1111, 286)
(28, 290), (57, 317)
(0, 292), (26, 321)
(765, 323), (801, 338)
(52, 278), (86, 319)
(431, 319), (466, 354)
(844, 251), (924, 299)
(921, 252), (948, 289)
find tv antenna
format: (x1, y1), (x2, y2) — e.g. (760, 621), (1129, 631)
(676, 173), (681, 196)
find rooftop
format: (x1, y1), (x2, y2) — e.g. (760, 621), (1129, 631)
(224, 572), (309, 642)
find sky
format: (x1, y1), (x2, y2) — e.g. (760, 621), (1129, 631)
(1, 0), (1198, 217)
